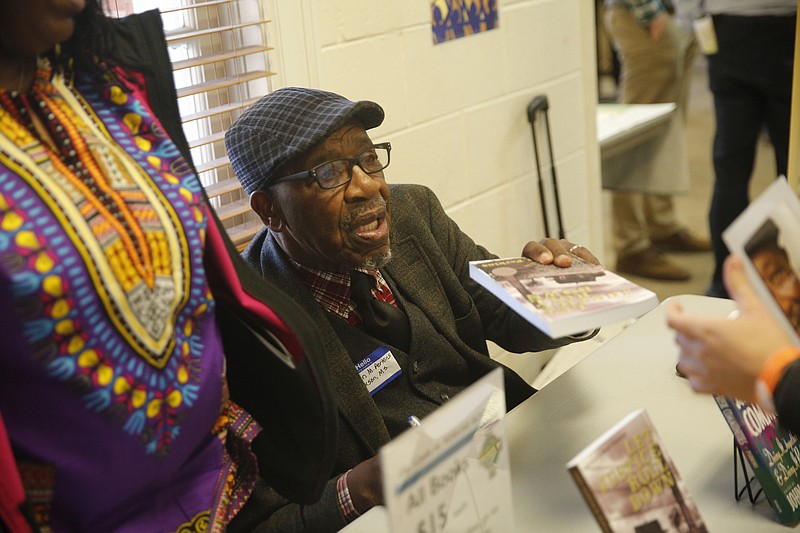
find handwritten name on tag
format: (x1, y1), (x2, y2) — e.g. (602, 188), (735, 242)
(356, 347), (402, 395)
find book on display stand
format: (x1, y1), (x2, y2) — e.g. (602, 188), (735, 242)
(714, 396), (800, 525)
(717, 177), (800, 525)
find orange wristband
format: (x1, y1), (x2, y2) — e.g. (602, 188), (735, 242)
(758, 346), (800, 394)
(755, 345), (800, 411)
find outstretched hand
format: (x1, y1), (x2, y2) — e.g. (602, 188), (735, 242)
(666, 256), (794, 402)
(522, 238), (600, 268)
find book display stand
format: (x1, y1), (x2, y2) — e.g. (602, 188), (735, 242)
(716, 394), (800, 525)
(732, 439), (764, 505)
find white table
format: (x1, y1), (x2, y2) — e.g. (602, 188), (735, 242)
(597, 103), (690, 195)
(344, 295), (788, 532)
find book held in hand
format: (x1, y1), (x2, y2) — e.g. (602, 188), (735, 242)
(722, 176), (800, 343)
(469, 256), (658, 338)
(714, 395), (800, 525)
(566, 409), (707, 533)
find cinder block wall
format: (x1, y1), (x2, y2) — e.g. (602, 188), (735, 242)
(269, 0), (605, 381)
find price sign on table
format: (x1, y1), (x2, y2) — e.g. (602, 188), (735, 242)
(380, 368), (514, 533)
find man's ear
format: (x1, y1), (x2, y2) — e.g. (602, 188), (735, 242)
(250, 190), (285, 232)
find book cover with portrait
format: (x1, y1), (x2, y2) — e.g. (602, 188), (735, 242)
(723, 177), (800, 344)
(469, 256), (658, 338)
(566, 409), (707, 533)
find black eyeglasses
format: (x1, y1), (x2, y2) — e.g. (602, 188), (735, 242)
(271, 142), (392, 190)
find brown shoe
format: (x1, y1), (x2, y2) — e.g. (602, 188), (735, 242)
(616, 246), (691, 281)
(651, 229), (711, 252)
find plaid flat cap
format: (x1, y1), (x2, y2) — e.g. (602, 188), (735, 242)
(225, 87), (385, 195)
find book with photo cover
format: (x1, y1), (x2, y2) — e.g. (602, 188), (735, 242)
(566, 409), (708, 533)
(722, 177), (800, 343)
(469, 256), (658, 338)
(714, 395), (800, 525)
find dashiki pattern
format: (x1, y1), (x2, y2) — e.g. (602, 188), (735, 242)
(0, 57), (204, 455)
(0, 58), (256, 532)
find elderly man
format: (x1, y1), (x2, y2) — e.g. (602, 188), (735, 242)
(224, 87), (598, 531)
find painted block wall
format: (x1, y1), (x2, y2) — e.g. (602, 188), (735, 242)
(268, 0), (606, 381)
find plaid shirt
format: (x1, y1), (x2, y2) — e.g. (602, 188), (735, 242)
(288, 258), (399, 327)
(608, 0), (667, 24)
(336, 470), (361, 523)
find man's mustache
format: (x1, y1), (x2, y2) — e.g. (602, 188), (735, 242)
(342, 198), (388, 230)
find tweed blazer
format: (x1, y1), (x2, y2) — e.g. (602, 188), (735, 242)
(238, 183), (573, 531)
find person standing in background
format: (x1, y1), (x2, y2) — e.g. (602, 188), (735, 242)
(604, 0), (711, 281)
(675, 0), (797, 299)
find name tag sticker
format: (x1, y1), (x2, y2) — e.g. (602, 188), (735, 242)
(355, 347), (402, 395)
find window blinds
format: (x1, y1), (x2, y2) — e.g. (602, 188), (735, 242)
(108, 0), (275, 249)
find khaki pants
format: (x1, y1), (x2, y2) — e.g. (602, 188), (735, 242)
(605, 4), (697, 257)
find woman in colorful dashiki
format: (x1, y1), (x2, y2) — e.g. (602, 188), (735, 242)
(0, 1), (335, 532)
